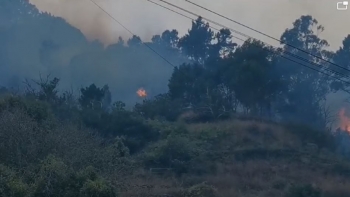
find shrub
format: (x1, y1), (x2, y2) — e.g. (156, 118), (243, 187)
(0, 96), (53, 124)
(6, 179), (31, 197)
(0, 109), (50, 167)
(80, 108), (159, 154)
(133, 93), (183, 121)
(143, 136), (194, 173)
(0, 164), (32, 197)
(80, 179), (117, 197)
(33, 155), (73, 197)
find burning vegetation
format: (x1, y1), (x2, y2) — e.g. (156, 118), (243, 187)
(339, 108), (350, 132)
(136, 88), (147, 98)
(3, 0), (350, 196)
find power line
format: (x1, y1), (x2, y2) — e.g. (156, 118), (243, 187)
(155, 0), (350, 80)
(280, 49), (350, 80)
(148, 0), (350, 84)
(184, 0), (350, 73)
(154, 0), (350, 78)
(89, 0), (350, 85)
(157, 0), (248, 41)
(280, 55), (350, 85)
(146, 0), (246, 43)
(88, 0), (178, 70)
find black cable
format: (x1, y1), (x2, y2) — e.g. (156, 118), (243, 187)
(281, 49), (350, 80)
(184, 0), (350, 73)
(89, 0), (350, 85)
(279, 53), (350, 85)
(88, 0), (178, 69)
(146, 0), (246, 43)
(157, 0), (350, 79)
(148, 0), (350, 84)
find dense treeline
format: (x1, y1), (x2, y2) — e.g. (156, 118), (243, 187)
(2, 0), (350, 197)
(135, 16), (350, 130)
(2, 0), (350, 128)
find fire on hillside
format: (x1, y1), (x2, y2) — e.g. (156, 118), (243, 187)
(136, 88), (147, 98)
(339, 108), (350, 132)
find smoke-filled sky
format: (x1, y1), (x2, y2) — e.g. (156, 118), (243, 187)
(27, 0), (350, 128)
(30, 0), (350, 50)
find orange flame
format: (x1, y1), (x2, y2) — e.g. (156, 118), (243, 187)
(136, 88), (147, 98)
(339, 108), (350, 132)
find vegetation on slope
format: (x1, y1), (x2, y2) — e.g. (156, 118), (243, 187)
(2, 1), (350, 197)
(0, 91), (350, 197)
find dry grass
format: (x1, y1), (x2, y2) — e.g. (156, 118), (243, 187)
(1, 106), (349, 197)
(118, 158), (350, 197)
(187, 119), (302, 150)
(117, 119), (350, 197)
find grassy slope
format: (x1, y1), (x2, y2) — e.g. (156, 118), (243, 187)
(121, 120), (350, 197)
(0, 96), (350, 197)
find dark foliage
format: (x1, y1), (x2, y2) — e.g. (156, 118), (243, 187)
(1, 1), (350, 196)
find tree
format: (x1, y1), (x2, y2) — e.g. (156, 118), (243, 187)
(205, 28), (237, 79)
(127, 35), (142, 47)
(37, 76), (60, 102)
(220, 39), (284, 116)
(168, 63), (207, 106)
(170, 23), (240, 120)
(101, 85), (112, 110)
(152, 29), (179, 48)
(208, 28), (237, 60)
(277, 15), (331, 127)
(23, 75), (60, 102)
(178, 17), (214, 64)
(331, 35), (350, 94)
(133, 93), (183, 121)
(79, 84), (105, 110)
(0, 0), (40, 24)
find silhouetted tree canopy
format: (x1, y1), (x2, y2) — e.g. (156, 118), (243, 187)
(1, 1), (350, 197)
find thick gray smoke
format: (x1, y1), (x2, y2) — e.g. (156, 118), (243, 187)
(30, 0), (350, 49)
(25, 0), (350, 122)
(3, 0), (350, 113)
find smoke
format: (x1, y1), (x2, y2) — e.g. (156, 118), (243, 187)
(29, 0), (127, 44)
(30, 0), (350, 49)
(3, 0), (350, 109)
(29, 0), (169, 44)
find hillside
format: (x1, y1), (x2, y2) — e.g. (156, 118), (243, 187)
(0, 94), (350, 197)
(2, 1), (350, 197)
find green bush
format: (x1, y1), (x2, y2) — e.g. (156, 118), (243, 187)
(0, 109), (50, 167)
(33, 156), (118, 197)
(80, 107), (159, 154)
(80, 179), (117, 197)
(133, 93), (183, 121)
(0, 164), (32, 197)
(33, 155), (73, 197)
(76, 166), (99, 184)
(6, 179), (31, 197)
(143, 136), (193, 173)
(0, 96), (53, 124)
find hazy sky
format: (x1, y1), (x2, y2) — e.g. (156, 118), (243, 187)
(30, 0), (350, 50)
(26, 0), (350, 126)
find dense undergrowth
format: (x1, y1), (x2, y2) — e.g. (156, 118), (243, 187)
(3, 1), (350, 196)
(0, 92), (350, 197)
